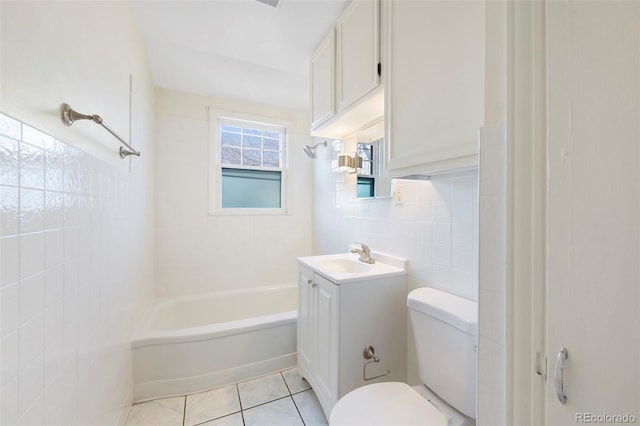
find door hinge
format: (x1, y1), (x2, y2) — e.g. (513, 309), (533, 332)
(377, 62), (381, 77)
(536, 352), (547, 380)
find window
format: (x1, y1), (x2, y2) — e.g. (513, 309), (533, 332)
(356, 141), (379, 198)
(209, 110), (289, 214)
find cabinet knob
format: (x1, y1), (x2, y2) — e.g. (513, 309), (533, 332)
(307, 279), (317, 288)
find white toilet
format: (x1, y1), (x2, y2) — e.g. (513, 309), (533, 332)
(330, 287), (478, 426)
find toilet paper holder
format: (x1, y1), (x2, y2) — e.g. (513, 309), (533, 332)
(363, 345), (390, 381)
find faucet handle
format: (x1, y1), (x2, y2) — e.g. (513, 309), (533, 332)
(354, 242), (370, 254)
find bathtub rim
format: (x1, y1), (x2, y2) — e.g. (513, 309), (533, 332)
(132, 310), (297, 348)
(132, 283), (298, 348)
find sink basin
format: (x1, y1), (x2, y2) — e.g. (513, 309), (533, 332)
(319, 258), (371, 274)
(297, 252), (407, 284)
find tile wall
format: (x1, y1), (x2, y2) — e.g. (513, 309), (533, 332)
(312, 143), (479, 383)
(0, 113), (150, 425)
(313, 154), (478, 301)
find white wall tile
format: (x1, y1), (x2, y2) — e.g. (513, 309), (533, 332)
(19, 232), (45, 279)
(0, 185), (20, 236)
(19, 313), (45, 371)
(18, 355), (43, 418)
(1, 378), (19, 426)
(19, 273), (45, 325)
(44, 191), (64, 231)
(19, 143), (45, 191)
(0, 136), (20, 187)
(1, 332), (19, 388)
(1, 236), (20, 287)
(1, 110), (155, 425)
(43, 375), (63, 426)
(433, 222), (451, 246)
(1, 283), (19, 338)
(44, 229), (64, 270)
(432, 244), (451, 267)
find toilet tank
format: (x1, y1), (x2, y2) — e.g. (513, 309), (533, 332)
(407, 287), (478, 419)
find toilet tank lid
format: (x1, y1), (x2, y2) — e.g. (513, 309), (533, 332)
(407, 288), (478, 335)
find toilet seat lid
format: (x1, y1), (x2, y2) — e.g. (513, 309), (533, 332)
(329, 382), (448, 426)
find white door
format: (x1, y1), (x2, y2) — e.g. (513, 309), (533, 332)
(546, 1), (640, 424)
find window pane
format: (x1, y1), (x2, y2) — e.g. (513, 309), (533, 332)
(264, 131), (279, 139)
(244, 135), (262, 148)
(221, 131), (241, 146)
(357, 177), (375, 198)
(221, 147), (241, 164)
(263, 137), (280, 150)
(263, 151), (280, 167)
(222, 168), (281, 208)
(244, 128), (262, 136)
(242, 149), (262, 166)
(361, 160), (373, 175)
(358, 145), (373, 161)
(222, 125), (241, 133)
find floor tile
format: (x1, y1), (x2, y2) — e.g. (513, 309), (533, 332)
(125, 397), (185, 426)
(243, 397), (304, 426)
(199, 412), (244, 426)
(293, 389), (328, 426)
(238, 372), (290, 409)
(185, 384), (240, 426)
(282, 369), (311, 394)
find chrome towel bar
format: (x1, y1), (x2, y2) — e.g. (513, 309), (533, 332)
(60, 103), (140, 159)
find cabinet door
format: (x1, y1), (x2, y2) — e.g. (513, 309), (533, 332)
(312, 274), (339, 411)
(311, 30), (335, 128)
(384, 0), (484, 170)
(297, 267), (314, 377)
(336, 0), (379, 112)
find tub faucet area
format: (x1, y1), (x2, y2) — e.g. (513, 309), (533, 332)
(351, 242), (376, 264)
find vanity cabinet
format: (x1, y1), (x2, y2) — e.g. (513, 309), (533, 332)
(310, 0), (382, 138)
(383, 0), (485, 171)
(296, 262), (407, 418)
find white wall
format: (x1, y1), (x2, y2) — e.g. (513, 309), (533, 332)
(0, 2), (155, 425)
(311, 140), (478, 384)
(477, 1), (507, 424)
(154, 88), (313, 298)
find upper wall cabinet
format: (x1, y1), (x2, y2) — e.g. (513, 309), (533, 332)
(310, 0), (382, 139)
(336, 0), (380, 112)
(383, 0), (485, 172)
(311, 29), (336, 128)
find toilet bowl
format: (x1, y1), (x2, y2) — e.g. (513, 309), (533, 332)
(329, 287), (478, 426)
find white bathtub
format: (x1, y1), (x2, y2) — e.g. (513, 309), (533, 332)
(132, 284), (297, 402)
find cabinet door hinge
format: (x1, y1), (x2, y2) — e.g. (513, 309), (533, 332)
(536, 352), (547, 380)
(377, 62), (381, 77)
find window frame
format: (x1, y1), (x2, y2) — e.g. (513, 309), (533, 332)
(208, 109), (291, 215)
(356, 139), (381, 198)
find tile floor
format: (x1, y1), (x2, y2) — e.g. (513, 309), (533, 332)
(125, 369), (328, 426)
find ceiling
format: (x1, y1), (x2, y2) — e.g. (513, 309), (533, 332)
(132, 0), (350, 112)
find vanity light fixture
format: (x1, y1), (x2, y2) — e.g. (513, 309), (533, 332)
(337, 154), (363, 173)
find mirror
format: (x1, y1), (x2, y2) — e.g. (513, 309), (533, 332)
(355, 120), (390, 198)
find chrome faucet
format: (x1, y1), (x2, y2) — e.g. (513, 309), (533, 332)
(351, 242), (375, 264)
